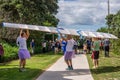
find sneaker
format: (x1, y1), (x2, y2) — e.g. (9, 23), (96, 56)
(19, 68), (23, 72)
(70, 66), (73, 70)
(19, 68), (26, 72)
(22, 68), (26, 72)
(66, 67), (71, 70)
(92, 66), (96, 69)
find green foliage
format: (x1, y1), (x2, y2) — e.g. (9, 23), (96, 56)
(106, 14), (114, 28)
(0, 0), (59, 25)
(0, 0), (59, 47)
(97, 27), (108, 33)
(106, 10), (120, 33)
(1, 42), (18, 62)
(111, 39), (120, 55)
(99, 10), (120, 56)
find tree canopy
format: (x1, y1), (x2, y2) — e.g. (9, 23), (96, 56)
(0, 0), (59, 26)
(0, 0), (59, 43)
(106, 10), (120, 33)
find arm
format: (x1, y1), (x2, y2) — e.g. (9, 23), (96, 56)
(19, 29), (23, 36)
(16, 37), (20, 46)
(60, 34), (67, 41)
(25, 29), (30, 39)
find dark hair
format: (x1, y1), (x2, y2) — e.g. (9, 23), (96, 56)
(21, 32), (25, 37)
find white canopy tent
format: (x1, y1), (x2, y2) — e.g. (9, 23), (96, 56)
(2, 22), (118, 39)
(79, 31), (118, 39)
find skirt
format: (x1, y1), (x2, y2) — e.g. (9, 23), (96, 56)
(18, 49), (30, 59)
(64, 51), (74, 60)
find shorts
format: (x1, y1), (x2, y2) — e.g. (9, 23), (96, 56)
(87, 46), (91, 50)
(64, 51), (74, 60)
(94, 51), (99, 59)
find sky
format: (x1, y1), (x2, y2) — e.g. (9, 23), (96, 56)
(56, 0), (120, 31)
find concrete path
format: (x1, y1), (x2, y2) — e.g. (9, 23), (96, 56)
(36, 54), (94, 80)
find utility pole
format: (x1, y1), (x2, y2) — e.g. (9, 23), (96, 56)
(108, 0), (110, 15)
(108, 0), (110, 33)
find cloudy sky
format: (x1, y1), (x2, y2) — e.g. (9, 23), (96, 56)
(56, 0), (120, 31)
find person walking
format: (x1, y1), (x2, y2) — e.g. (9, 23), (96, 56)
(30, 39), (35, 54)
(103, 39), (110, 57)
(42, 41), (46, 53)
(86, 38), (91, 54)
(92, 37), (100, 69)
(60, 34), (75, 70)
(16, 29), (30, 72)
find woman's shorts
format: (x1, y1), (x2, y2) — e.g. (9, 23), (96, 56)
(94, 51), (99, 59)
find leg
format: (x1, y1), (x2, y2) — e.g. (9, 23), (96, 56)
(104, 47), (107, 57)
(69, 59), (73, 70)
(19, 59), (24, 71)
(107, 46), (110, 57)
(23, 59), (26, 68)
(65, 60), (70, 66)
(96, 59), (99, 67)
(19, 59), (23, 69)
(65, 59), (71, 70)
(93, 59), (96, 68)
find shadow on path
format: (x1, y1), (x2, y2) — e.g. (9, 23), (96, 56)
(91, 66), (120, 74)
(37, 69), (91, 80)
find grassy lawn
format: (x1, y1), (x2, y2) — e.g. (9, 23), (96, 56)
(0, 52), (62, 80)
(87, 51), (120, 80)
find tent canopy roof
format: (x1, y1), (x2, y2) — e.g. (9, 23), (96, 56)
(2, 22), (118, 39)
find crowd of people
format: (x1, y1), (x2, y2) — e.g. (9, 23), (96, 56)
(16, 29), (111, 71)
(0, 29), (111, 71)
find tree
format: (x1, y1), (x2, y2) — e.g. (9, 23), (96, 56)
(106, 10), (120, 32)
(0, 0), (59, 25)
(0, 0), (59, 42)
(104, 10), (120, 55)
(106, 14), (114, 28)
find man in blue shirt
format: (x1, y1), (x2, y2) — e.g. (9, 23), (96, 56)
(103, 39), (110, 57)
(86, 39), (91, 54)
(30, 39), (35, 54)
(61, 39), (67, 54)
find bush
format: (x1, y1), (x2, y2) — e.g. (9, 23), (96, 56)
(1, 42), (18, 62)
(111, 39), (120, 55)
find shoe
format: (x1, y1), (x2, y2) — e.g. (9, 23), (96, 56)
(70, 66), (73, 70)
(19, 68), (26, 72)
(92, 66), (96, 69)
(19, 68), (22, 72)
(66, 67), (71, 70)
(22, 68), (26, 72)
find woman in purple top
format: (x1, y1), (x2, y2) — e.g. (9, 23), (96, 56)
(16, 29), (30, 72)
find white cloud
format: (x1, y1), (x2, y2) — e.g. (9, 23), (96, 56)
(56, 0), (120, 30)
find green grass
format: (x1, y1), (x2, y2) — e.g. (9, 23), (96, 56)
(87, 51), (120, 80)
(0, 52), (62, 80)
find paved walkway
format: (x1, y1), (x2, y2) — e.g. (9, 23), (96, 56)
(36, 54), (94, 80)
